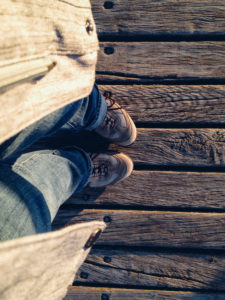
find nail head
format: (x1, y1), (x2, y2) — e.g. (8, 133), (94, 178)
(101, 294), (109, 300)
(104, 1), (114, 9)
(104, 216), (111, 223)
(104, 46), (114, 55)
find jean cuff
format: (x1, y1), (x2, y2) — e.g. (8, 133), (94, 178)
(75, 146), (93, 193)
(85, 91), (107, 131)
(58, 145), (93, 194)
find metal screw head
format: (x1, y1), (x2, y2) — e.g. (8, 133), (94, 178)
(104, 216), (111, 223)
(104, 46), (114, 55)
(104, 1), (114, 9)
(101, 294), (109, 300)
(86, 19), (94, 35)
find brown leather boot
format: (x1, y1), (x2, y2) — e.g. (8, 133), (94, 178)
(95, 95), (137, 146)
(88, 153), (133, 188)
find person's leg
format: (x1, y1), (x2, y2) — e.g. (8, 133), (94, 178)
(0, 146), (92, 241)
(0, 85), (107, 241)
(0, 84), (136, 241)
(0, 84), (107, 161)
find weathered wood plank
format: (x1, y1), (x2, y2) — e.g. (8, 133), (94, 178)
(98, 85), (225, 124)
(76, 249), (225, 290)
(64, 287), (225, 300)
(92, 0), (225, 36)
(67, 171), (225, 209)
(53, 210), (225, 249)
(97, 42), (225, 80)
(110, 129), (225, 167)
(43, 129), (225, 167)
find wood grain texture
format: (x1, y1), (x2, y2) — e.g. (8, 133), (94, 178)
(92, 0), (225, 35)
(97, 42), (225, 80)
(77, 249), (225, 290)
(67, 171), (225, 209)
(53, 210), (225, 249)
(110, 129), (225, 167)
(98, 85), (225, 123)
(64, 287), (225, 300)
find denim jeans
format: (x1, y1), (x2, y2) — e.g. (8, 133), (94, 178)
(0, 85), (107, 241)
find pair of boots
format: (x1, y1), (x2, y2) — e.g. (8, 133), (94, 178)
(88, 95), (137, 188)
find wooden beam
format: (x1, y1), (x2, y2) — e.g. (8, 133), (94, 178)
(110, 128), (225, 167)
(41, 129), (225, 167)
(92, 0), (225, 35)
(64, 287), (225, 300)
(68, 171), (225, 209)
(76, 249), (225, 290)
(53, 210), (225, 249)
(97, 42), (225, 80)
(98, 85), (225, 124)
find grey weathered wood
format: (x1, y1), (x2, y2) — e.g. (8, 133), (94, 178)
(64, 287), (225, 300)
(77, 249), (225, 290)
(53, 210), (225, 249)
(67, 171), (225, 209)
(110, 128), (225, 167)
(97, 42), (225, 80)
(98, 85), (225, 123)
(92, 0), (225, 35)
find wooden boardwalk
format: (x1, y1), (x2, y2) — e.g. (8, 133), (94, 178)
(54, 1), (225, 299)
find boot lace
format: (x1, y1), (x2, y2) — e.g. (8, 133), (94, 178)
(102, 91), (123, 128)
(92, 163), (108, 177)
(90, 154), (108, 178)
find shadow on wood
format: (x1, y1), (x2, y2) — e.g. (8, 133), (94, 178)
(35, 129), (110, 153)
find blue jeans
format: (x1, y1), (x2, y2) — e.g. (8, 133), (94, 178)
(0, 85), (107, 241)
